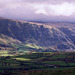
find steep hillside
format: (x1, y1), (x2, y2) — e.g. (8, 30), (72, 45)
(0, 17), (75, 51)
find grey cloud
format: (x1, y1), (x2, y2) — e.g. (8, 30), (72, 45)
(21, 0), (75, 4)
(0, 0), (75, 22)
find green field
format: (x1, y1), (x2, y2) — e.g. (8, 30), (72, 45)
(0, 52), (75, 75)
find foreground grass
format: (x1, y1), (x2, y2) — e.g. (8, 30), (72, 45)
(0, 52), (75, 75)
(2, 68), (75, 75)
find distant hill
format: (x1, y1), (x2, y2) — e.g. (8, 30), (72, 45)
(0, 17), (75, 51)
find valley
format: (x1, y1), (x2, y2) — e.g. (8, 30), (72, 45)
(0, 17), (75, 75)
(0, 0), (75, 75)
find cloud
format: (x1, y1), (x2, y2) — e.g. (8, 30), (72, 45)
(34, 3), (75, 16)
(0, 0), (75, 22)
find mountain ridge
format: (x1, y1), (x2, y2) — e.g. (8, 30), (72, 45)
(0, 17), (75, 51)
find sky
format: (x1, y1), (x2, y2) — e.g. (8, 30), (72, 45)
(0, 0), (75, 22)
